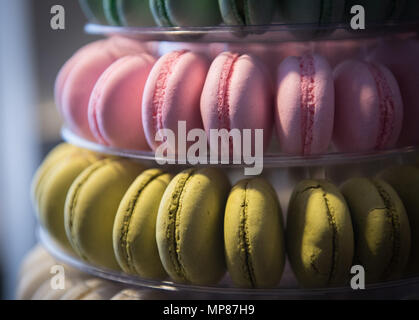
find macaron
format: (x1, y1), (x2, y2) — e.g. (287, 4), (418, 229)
(275, 54), (334, 155)
(340, 178), (411, 283)
(36, 149), (100, 251)
(333, 60), (403, 152)
(79, 0), (108, 24)
(218, 0), (276, 26)
(116, 0), (156, 26)
(64, 158), (144, 270)
(56, 37), (147, 140)
(149, 0), (221, 27)
(278, 0), (345, 24)
(368, 39), (419, 146)
(224, 178), (285, 288)
(286, 179), (354, 288)
(113, 168), (172, 279)
(142, 50), (209, 152)
(377, 166), (419, 275)
(88, 54), (155, 150)
(201, 52), (273, 154)
(156, 168), (230, 285)
(104, 0), (121, 25)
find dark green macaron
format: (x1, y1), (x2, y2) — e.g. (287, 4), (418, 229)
(104, 0), (122, 25)
(79, 0), (108, 24)
(116, 0), (156, 26)
(218, 0), (276, 26)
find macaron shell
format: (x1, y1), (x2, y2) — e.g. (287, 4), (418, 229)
(113, 168), (172, 279)
(64, 159), (144, 270)
(333, 60), (403, 152)
(224, 178), (285, 288)
(201, 52), (273, 151)
(142, 51), (208, 151)
(156, 168), (230, 285)
(149, 0), (173, 26)
(377, 166), (419, 275)
(88, 55), (155, 150)
(165, 0), (222, 26)
(286, 180), (354, 288)
(340, 178), (411, 282)
(279, 0), (344, 24)
(104, 0), (121, 25)
(38, 151), (99, 251)
(79, 0), (108, 24)
(116, 0), (156, 26)
(275, 54), (334, 155)
(219, 0), (275, 25)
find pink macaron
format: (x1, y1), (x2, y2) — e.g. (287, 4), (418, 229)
(368, 39), (419, 146)
(56, 37), (148, 140)
(88, 54), (156, 150)
(200, 52), (273, 153)
(333, 60), (403, 152)
(142, 50), (209, 152)
(275, 54), (335, 155)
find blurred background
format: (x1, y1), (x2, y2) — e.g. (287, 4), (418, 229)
(0, 0), (99, 299)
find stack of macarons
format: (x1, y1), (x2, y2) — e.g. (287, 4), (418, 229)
(57, 37), (419, 156)
(79, 0), (419, 28)
(32, 144), (286, 288)
(32, 143), (419, 288)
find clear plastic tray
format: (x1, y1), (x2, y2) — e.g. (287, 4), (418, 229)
(39, 227), (419, 299)
(85, 21), (419, 43)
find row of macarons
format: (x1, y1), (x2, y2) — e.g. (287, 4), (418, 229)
(80, 0), (419, 28)
(56, 36), (419, 156)
(17, 245), (159, 300)
(32, 143), (419, 288)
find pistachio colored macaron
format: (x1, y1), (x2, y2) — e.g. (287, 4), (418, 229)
(113, 168), (172, 279)
(156, 168), (230, 285)
(286, 179), (354, 288)
(31, 143), (77, 211)
(378, 166), (419, 275)
(65, 158), (144, 270)
(341, 177), (411, 283)
(224, 178), (285, 288)
(37, 150), (100, 251)
(116, 0), (156, 26)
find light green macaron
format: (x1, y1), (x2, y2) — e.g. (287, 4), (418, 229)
(341, 177), (411, 283)
(156, 167), (231, 285)
(378, 166), (419, 275)
(64, 158), (144, 270)
(224, 177), (285, 288)
(113, 168), (172, 280)
(286, 179), (354, 288)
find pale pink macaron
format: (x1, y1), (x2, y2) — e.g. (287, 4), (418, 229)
(88, 54), (156, 150)
(333, 60), (403, 152)
(142, 50), (209, 151)
(275, 54), (335, 155)
(200, 52), (273, 153)
(368, 39), (419, 146)
(56, 36), (148, 140)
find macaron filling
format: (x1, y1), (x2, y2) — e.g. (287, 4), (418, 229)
(151, 50), (187, 142)
(321, 190), (338, 284)
(166, 168), (196, 282)
(367, 63), (395, 150)
(217, 53), (240, 131)
(230, 0), (251, 25)
(371, 180), (401, 279)
(238, 181), (256, 287)
(298, 55), (316, 156)
(118, 171), (166, 274)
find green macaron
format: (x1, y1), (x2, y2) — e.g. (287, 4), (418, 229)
(156, 168), (230, 285)
(113, 168), (172, 280)
(218, 0), (276, 26)
(64, 158), (144, 270)
(224, 178), (285, 288)
(79, 0), (108, 24)
(150, 0), (222, 27)
(341, 177), (411, 283)
(286, 179), (354, 288)
(378, 166), (419, 275)
(116, 0), (156, 26)
(104, 0), (121, 25)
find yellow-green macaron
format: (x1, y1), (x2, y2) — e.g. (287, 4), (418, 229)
(341, 177), (411, 283)
(113, 168), (172, 280)
(224, 177), (285, 288)
(64, 158), (144, 270)
(286, 179), (354, 288)
(156, 168), (230, 285)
